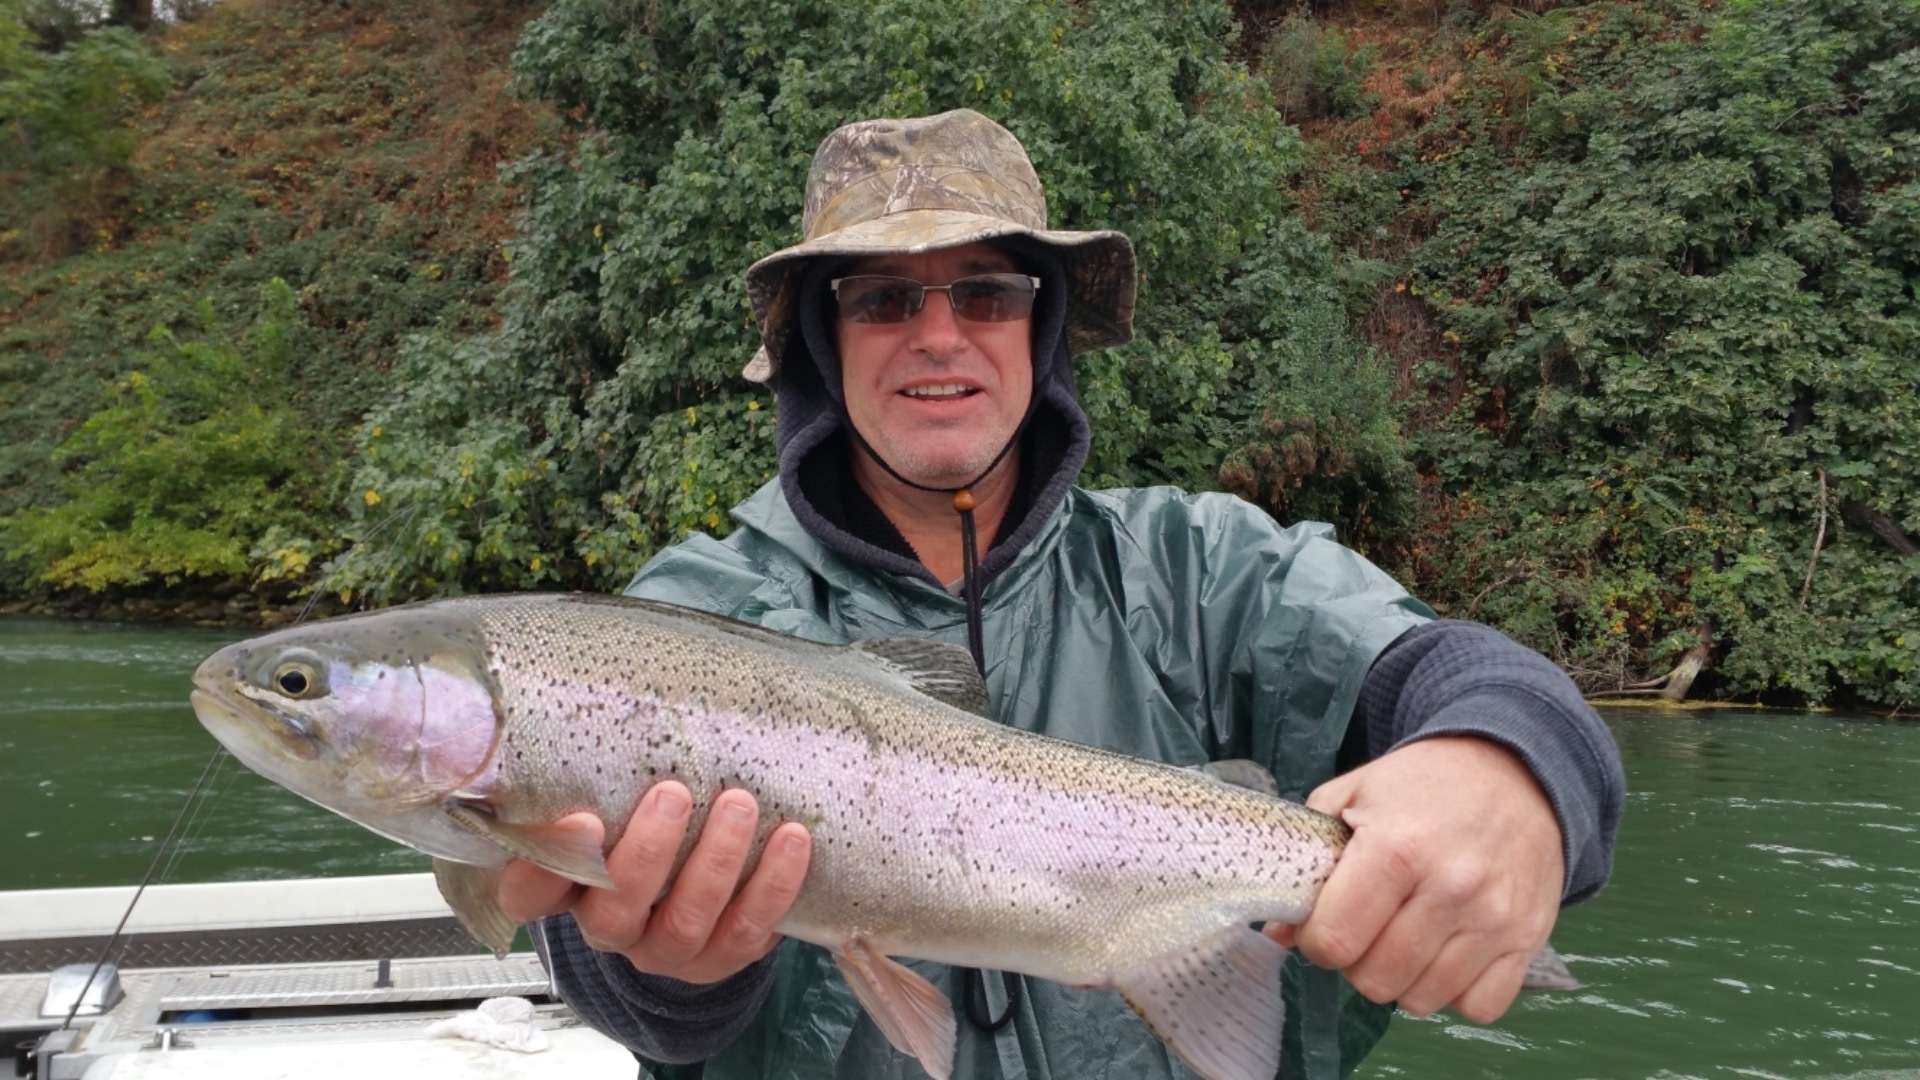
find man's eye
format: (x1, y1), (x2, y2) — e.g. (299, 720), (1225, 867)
(856, 285), (914, 318)
(953, 282), (1010, 318)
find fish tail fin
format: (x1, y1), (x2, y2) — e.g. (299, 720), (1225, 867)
(1522, 942), (1581, 991)
(1116, 925), (1286, 1080)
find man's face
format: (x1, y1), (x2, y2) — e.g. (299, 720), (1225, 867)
(834, 242), (1034, 490)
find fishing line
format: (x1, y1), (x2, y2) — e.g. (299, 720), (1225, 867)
(295, 499), (430, 623)
(61, 458), (443, 1034)
(60, 746), (228, 1033)
(79, 477), (442, 1024)
(157, 751), (235, 885)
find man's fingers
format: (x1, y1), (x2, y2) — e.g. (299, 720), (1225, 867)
(676, 822), (812, 983)
(1394, 932), (1531, 1021)
(1295, 821), (1420, 974)
(1304, 770), (1358, 818)
(1446, 947), (1533, 1024)
(716, 823), (811, 950)
(633, 789), (762, 967)
(575, 785), (691, 951)
(497, 811), (603, 923)
(1329, 885), (1450, 1006)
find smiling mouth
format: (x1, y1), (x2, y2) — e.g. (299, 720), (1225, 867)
(902, 384), (976, 399)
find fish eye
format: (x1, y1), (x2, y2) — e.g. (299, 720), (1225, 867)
(271, 660), (324, 699)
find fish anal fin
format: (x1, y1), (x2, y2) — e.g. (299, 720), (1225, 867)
(444, 801), (614, 889)
(1116, 925), (1286, 1080)
(431, 858), (517, 958)
(832, 939), (957, 1080)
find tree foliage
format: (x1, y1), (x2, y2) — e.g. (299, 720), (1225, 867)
(1397, 0), (1920, 705)
(330, 0), (1390, 603)
(12, 0), (1915, 707)
(0, 0), (169, 255)
(2, 279), (337, 591)
(0, 0), (548, 603)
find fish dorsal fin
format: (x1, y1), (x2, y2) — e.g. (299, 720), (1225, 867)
(833, 940), (957, 1080)
(852, 638), (994, 719)
(1115, 925), (1287, 1080)
(1191, 759), (1282, 798)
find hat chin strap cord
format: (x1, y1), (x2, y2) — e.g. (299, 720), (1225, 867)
(844, 394), (1035, 678)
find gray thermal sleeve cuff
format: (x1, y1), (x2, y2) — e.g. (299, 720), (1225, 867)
(1356, 619), (1626, 905)
(534, 913), (781, 1064)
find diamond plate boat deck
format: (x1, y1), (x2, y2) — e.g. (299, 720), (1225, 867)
(0, 875), (632, 1079)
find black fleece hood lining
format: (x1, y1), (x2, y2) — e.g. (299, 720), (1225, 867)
(772, 237), (1092, 588)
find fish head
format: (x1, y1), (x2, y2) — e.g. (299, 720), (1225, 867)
(190, 606), (507, 863)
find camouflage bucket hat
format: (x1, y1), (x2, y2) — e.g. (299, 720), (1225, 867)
(742, 108), (1136, 381)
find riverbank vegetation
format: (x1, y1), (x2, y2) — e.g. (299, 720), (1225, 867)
(3, 0), (1915, 709)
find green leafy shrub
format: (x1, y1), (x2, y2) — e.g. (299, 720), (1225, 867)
(0, 0), (549, 602)
(0, 2), (169, 256)
(1263, 13), (1380, 122)
(1218, 298), (1416, 563)
(2, 278), (337, 592)
(1402, 0), (1920, 705)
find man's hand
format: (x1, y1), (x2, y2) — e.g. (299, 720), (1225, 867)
(498, 782), (812, 985)
(1268, 736), (1565, 1023)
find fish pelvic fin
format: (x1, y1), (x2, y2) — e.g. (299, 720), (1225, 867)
(1522, 942), (1581, 991)
(1116, 925), (1287, 1080)
(832, 939), (957, 1080)
(851, 638), (993, 719)
(432, 858), (517, 958)
(444, 801), (614, 889)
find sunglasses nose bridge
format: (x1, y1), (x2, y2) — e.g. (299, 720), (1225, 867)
(918, 282), (959, 318)
(906, 284), (965, 342)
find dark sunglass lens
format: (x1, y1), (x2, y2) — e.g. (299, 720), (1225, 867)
(841, 278), (921, 324)
(951, 275), (1034, 322)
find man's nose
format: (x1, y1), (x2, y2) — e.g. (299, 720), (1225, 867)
(907, 288), (965, 355)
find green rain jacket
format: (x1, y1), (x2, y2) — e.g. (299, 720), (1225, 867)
(607, 477), (1433, 1080)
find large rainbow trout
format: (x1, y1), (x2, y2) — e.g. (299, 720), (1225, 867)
(189, 593), (1564, 1080)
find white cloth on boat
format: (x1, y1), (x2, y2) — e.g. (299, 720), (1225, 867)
(425, 995), (549, 1052)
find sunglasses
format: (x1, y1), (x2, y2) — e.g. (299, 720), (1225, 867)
(830, 273), (1041, 325)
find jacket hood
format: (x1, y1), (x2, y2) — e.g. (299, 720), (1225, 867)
(770, 236), (1091, 587)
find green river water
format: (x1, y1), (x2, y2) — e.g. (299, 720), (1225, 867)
(3, 616), (1917, 1078)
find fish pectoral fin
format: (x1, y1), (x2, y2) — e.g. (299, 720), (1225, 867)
(1115, 925), (1287, 1080)
(432, 858), (518, 958)
(832, 940), (957, 1080)
(1522, 942), (1581, 991)
(444, 801), (614, 889)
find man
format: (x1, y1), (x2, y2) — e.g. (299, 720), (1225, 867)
(500, 109), (1624, 1079)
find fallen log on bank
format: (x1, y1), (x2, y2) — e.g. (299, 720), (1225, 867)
(1587, 623), (1714, 702)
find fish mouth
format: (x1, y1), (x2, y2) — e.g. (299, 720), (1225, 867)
(190, 679), (320, 762)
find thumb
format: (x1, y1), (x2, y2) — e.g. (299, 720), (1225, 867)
(1304, 768), (1362, 819)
